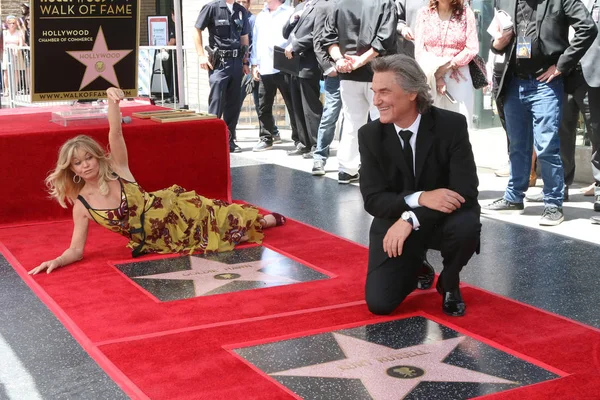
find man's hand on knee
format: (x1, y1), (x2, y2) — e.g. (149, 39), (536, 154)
(383, 219), (412, 258)
(419, 189), (465, 213)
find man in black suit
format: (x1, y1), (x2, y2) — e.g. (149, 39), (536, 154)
(282, 0), (323, 156)
(359, 55), (481, 317)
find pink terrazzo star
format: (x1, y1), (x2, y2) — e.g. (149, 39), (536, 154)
(271, 334), (516, 400)
(136, 255), (299, 296)
(66, 26), (133, 90)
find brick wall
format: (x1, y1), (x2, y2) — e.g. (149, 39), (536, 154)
(1, 0), (27, 23)
(139, 0), (156, 46)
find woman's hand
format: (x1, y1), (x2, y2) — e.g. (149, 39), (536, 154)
(106, 87), (125, 104)
(29, 258), (62, 275)
(435, 62), (453, 79)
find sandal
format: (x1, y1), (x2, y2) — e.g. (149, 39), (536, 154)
(271, 213), (286, 226)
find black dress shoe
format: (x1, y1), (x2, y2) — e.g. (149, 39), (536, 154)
(416, 257), (435, 290)
(436, 280), (466, 317)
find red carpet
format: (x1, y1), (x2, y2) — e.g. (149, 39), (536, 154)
(2, 219), (600, 399)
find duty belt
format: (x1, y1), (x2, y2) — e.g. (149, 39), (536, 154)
(218, 49), (240, 58)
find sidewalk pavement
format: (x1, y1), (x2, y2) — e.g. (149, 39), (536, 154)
(232, 126), (600, 246)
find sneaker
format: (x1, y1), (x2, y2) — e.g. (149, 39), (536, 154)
(272, 134), (282, 144)
(229, 144), (242, 153)
(302, 151), (315, 159)
(594, 190), (600, 212)
(591, 215), (600, 224)
(338, 172), (359, 184)
(312, 160), (325, 176)
(253, 141), (273, 152)
(481, 198), (525, 214)
(539, 206), (564, 226)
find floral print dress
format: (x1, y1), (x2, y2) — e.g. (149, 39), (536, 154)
(77, 178), (264, 256)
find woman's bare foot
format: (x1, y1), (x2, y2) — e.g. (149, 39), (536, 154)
(260, 213), (286, 228)
(260, 214), (277, 228)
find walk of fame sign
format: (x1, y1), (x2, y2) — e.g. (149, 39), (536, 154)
(115, 246), (331, 302)
(30, 0), (139, 102)
(233, 317), (561, 399)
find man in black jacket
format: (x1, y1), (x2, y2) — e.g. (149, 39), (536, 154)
(282, 0), (323, 156)
(483, 0), (597, 226)
(322, 0), (397, 184)
(359, 55), (481, 317)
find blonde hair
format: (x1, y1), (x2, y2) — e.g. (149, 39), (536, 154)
(46, 135), (115, 208)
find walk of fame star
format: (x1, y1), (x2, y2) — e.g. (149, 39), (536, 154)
(135, 255), (299, 296)
(66, 26), (132, 90)
(270, 334), (516, 400)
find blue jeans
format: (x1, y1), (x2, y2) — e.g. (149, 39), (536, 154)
(503, 76), (564, 207)
(313, 75), (341, 161)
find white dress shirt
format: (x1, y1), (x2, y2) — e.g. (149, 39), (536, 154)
(250, 4), (293, 75)
(394, 114), (423, 229)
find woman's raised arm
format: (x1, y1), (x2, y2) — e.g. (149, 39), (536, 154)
(106, 87), (135, 181)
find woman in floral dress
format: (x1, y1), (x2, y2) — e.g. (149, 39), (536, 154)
(30, 87), (285, 275)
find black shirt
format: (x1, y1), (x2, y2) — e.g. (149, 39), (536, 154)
(512, 0), (556, 74)
(195, 0), (250, 50)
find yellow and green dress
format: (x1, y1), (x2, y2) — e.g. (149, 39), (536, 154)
(77, 177), (264, 256)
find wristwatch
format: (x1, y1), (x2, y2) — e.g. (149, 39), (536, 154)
(401, 211), (414, 228)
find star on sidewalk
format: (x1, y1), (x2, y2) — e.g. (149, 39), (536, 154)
(271, 334), (516, 400)
(135, 255), (299, 296)
(66, 26), (132, 90)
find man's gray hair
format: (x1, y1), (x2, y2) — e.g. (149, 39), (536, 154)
(371, 55), (434, 114)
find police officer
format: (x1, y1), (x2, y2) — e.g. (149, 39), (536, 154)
(193, 0), (251, 153)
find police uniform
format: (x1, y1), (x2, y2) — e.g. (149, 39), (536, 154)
(195, 0), (250, 152)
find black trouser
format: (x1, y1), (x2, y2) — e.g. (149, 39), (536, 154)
(365, 208), (481, 316)
(208, 56), (243, 145)
(559, 84), (600, 185)
(257, 72), (297, 143)
(289, 75), (323, 149)
(240, 74), (280, 136)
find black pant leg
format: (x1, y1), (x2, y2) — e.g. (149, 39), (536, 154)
(300, 76), (323, 148)
(274, 72), (299, 144)
(588, 87), (600, 182)
(222, 58), (243, 144)
(435, 208), (481, 290)
(258, 74), (277, 141)
(289, 75), (309, 148)
(559, 91), (580, 186)
(365, 219), (427, 315)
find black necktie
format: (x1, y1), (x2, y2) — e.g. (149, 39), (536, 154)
(399, 130), (414, 175)
(400, 130), (415, 186)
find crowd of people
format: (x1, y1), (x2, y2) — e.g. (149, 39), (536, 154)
(193, 0), (599, 226)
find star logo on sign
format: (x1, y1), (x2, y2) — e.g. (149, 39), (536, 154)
(135, 255), (299, 296)
(66, 26), (132, 90)
(271, 334), (516, 400)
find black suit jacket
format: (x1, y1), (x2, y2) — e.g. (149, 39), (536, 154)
(282, 0), (321, 79)
(492, 0), (597, 97)
(358, 107), (479, 235)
